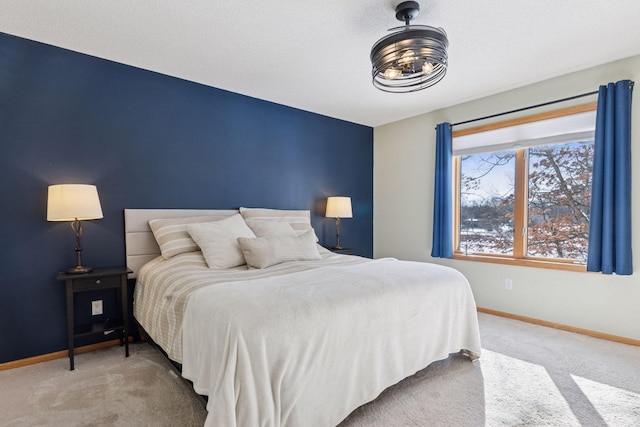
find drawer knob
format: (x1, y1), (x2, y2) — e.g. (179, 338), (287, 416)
(95, 279), (101, 285)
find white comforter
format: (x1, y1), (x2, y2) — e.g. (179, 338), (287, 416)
(180, 257), (481, 427)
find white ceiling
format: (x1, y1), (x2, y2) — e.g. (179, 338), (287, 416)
(1, 1), (640, 127)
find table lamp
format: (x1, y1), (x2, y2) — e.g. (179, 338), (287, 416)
(326, 196), (352, 250)
(47, 184), (103, 274)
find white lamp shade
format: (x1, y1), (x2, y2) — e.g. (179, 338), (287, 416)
(47, 184), (104, 221)
(326, 196), (353, 218)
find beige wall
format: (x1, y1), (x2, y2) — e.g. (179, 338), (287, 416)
(374, 55), (640, 340)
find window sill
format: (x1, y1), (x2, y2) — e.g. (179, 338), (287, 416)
(452, 253), (588, 272)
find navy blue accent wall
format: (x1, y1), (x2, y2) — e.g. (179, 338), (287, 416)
(0, 32), (373, 363)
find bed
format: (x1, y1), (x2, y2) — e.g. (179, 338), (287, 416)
(125, 208), (481, 427)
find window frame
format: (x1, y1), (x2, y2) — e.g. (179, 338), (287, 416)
(452, 102), (597, 272)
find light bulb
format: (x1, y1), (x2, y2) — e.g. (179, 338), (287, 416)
(384, 68), (401, 79)
(422, 62), (434, 74)
(398, 51), (417, 65)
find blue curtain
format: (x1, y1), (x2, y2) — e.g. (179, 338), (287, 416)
(587, 80), (634, 275)
(431, 122), (453, 258)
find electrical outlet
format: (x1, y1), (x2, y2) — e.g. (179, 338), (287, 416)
(504, 279), (513, 290)
(91, 300), (103, 316)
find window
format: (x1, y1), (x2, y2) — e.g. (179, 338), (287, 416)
(453, 103), (596, 271)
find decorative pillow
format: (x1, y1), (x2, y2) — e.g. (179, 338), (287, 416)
(244, 218), (297, 238)
(237, 229), (321, 269)
(186, 214), (256, 269)
(239, 207), (318, 240)
(149, 215), (229, 259)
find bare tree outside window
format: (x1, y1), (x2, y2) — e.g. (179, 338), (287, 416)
(458, 141), (593, 262)
(527, 142), (592, 261)
(460, 150), (514, 255)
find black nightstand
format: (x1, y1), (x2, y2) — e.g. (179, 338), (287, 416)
(329, 247), (354, 255)
(57, 266), (132, 370)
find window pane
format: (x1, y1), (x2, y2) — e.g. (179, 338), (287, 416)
(459, 150), (515, 255)
(527, 141), (593, 261)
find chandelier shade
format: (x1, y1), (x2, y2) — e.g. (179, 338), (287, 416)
(370, 1), (448, 93)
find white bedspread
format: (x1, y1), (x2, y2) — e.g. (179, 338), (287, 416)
(181, 257), (481, 427)
(134, 248), (366, 363)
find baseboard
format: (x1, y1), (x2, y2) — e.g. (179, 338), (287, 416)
(0, 338), (133, 371)
(478, 307), (640, 347)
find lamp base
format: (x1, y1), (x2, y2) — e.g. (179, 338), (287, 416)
(66, 265), (93, 274)
(331, 245), (345, 250)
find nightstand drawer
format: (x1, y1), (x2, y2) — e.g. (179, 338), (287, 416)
(73, 275), (121, 291)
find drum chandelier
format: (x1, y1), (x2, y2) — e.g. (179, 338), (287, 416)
(370, 1), (448, 93)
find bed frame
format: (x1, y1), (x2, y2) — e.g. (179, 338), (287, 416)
(124, 209), (238, 278)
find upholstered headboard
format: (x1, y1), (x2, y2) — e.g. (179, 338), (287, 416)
(124, 209), (238, 278)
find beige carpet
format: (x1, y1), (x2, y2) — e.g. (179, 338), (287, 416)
(1, 313), (639, 426)
(0, 344), (206, 426)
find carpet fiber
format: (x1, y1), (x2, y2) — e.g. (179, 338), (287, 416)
(1, 313), (639, 426)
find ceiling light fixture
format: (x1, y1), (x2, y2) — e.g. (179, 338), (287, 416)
(370, 1), (448, 93)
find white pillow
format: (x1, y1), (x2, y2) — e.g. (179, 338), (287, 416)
(239, 207), (318, 240)
(149, 215), (229, 259)
(244, 218), (297, 238)
(187, 214), (256, 269)
(237, 229), (321, 269)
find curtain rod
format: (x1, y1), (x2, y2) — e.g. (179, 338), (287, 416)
(448, 80), (634, 128)
(450, 90), (598, 128)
